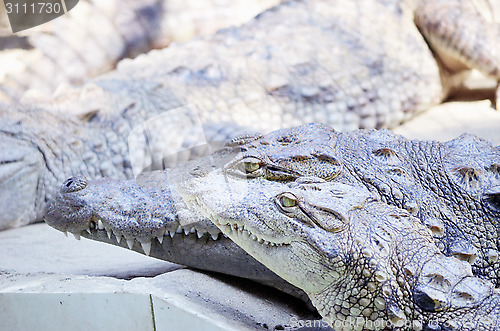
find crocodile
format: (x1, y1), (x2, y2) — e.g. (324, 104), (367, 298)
(224, 123), (500, 285)
(0, 0), (280, 102)
(43, 146), (309, 301)
(181, 173), (500, 329)
(4, 0), (500, 230)
(44, 124), (500, 290)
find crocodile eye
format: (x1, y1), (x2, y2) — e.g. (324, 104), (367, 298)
(244, 161), (260, 173)
(236, 157), (262, 174)
(277, 192), (298, 209)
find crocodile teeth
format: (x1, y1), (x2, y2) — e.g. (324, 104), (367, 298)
(63, 231), (68, 237)
(169, 231), (175, 238)
(106, 229), (112, 239)
(116, 234), (122, 244)
(211, 233), (218, 240)
(98, 219), (105, 230)
(157, 236), (164, 244)
(258, 238), (264, 244)
(158, 227), (166, 237)
(197, 231), (204, 239)
(230, 224), (235, 232)
(175, 225), (182, 234)
(184, 198), (193, 208)
(141, 242), (152, 256)
(184, 229), (190, 236)
(251, 234), (258, 241)
(86, 229), (91, 235)
(190, 227), (196, 234)
(126, 239), (134, 250)
(73, 232), (81, 240)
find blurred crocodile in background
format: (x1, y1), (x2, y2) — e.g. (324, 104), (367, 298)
(182, 174), (500, 329)
(0, 0), (281, 102)
(3, 0), (500, 230)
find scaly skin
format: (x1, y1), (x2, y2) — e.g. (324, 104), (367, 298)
(43, 147), (307, 300)
(0, 0), (281, 102)
(225, 123), (500, 285)
(4, 0), (500, 230)
(45, 124), (500, 303)
(0, 98), (250, 230)
(181, 174), (500, 330)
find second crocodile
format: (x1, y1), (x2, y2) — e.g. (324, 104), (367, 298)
(182, 173), (500, 329)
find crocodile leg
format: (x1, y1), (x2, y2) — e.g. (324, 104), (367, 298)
(415, 0), (500, 105)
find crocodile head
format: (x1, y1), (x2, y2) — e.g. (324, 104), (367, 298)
(181, 171), (409, 326)
(181, 169), (500, 328)
(44, 171), (219, 256)
(43, 147), (299, 288)
(224, 123), (342, 181)
(181, 172), (364, 295)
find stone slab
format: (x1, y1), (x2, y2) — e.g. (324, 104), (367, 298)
(0, 224), (330, 331)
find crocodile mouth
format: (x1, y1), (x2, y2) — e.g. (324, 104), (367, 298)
(184, 194), (290, 248)
(64, 214), (222, 256)
(213, 219), (288, 247)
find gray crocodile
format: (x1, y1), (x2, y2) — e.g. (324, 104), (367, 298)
(4, 0), (500, 230)
(181, 173), (500, 329)
(224, 123), (500, 285)
(43, 146), (309, 301)
(0, 0), (280, 102)
(45, 124), (500, 289)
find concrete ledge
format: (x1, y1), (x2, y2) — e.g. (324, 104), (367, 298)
(0, 292), (237, 331)
(0, 224), (330, 331)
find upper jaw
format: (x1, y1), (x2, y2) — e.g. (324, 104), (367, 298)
(48, 207), (223, 256)
(211, 217), (291, 248)
(181, 182), (292, 248)
(44, 184), (223, 256)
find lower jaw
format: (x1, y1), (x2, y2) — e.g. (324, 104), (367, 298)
(79, 227), (285, 283)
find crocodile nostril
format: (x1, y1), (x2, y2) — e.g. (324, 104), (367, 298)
(60, 176), (88, 193)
